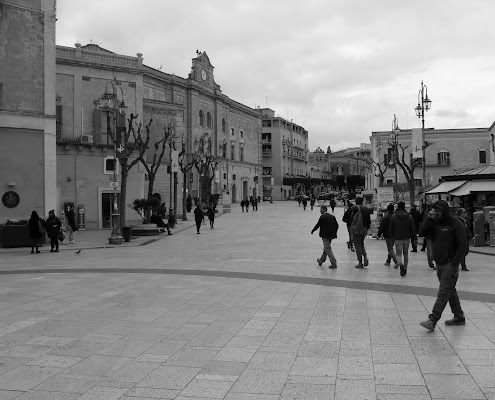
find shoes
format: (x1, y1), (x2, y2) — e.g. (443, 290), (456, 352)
(384, 262), (390, 266)
(355, 263), (364, 269)
(168, 232), (173, 235)
(363, 258), (369, 267)
(54, 249), (59, 252)
(420, 319), (436, 332)
(445, 316), (466, 326)
(394, 262), (399, 269)
(36, 250), (41, 253)
(411, 249), (417, 252)
(31, 250), (34, 254)
(50, 249), (54, 252)
(400, 264), (406, 277)
(317, 258), (323, 266)
(350, 247), (355, 252)
(421, 248), (426, 252)
(329, 264), (337, 269)
(197, 232), (200, 234)
(428, 264), (436, 270)
(461, 267), (469, 271)
(346, 241), (351, 249)
(69, 240), (75, 244)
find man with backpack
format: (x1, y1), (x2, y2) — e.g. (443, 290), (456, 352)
(378, 204), (397, 267)
(351, 197), (371, 268)
(342, 201), (355, 252)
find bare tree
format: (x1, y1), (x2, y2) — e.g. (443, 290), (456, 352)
(366, 156), (389, 187)
(391, 140), (433, 204)
(117, 113), (151, 228)
(178, 142), (195, 221)
(192, 137), (221, 205)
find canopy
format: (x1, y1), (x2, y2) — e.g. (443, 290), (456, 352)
(448, 180), (495, 197)
(458, 165), (495, 175)
(425, 180), (466, 194)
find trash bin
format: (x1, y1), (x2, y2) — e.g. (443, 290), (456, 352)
(122, 226), (133, 242)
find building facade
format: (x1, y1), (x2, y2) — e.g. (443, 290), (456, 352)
(330, 144), (370, 190)
(0, 0), (57, 220)
(369, 127), (494, 196)
(259, 108), (309, 200)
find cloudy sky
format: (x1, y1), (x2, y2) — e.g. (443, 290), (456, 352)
(56, 0), (495, 151)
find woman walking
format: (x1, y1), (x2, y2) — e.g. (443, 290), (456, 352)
(66, 205), (78, 244)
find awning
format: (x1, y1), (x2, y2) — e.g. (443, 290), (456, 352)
(425, 180), (466, 194)
(449, 180), (495, 197)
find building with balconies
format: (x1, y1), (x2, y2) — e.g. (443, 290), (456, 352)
(258, 108), (309, 200)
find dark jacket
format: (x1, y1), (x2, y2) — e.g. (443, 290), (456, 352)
(377, 211), (394, 238)
(330, 199), (336, 208)
(45, 216), (62, 239)
(351, 204), (371, 230)
(194, 206), (204, 222)
(67, 209), (77, 231)
(312, 212), (338, 239)
(28, 215), (44, 239)
(409, 208), (422, 231)
(150, 214), (166, 227)
(207, 207), (215, 220)
(389, 209), (417, 241)
(342, 209), (353, 227)
(418, 200), (468, 266)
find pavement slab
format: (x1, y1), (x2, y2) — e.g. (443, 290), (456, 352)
(0, 202), (494, 398)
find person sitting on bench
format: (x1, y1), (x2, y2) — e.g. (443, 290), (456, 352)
(150, 211), (172, 235)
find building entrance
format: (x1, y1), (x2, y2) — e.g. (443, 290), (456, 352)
(101, 192), (120, 229)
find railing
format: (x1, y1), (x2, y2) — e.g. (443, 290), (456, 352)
(425, 161), (450, 167)
(262, 151), (272, 156)
(56, 125), (135, 146)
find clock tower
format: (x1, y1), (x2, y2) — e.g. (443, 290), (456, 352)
(190, 51), (219, 89)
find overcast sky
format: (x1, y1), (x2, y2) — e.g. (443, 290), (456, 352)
(56, 0), (495, 151)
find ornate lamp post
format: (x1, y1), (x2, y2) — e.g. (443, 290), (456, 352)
(99, 80), (127, 244)
(414, 81), (431, 187)
(390, 114), (400, 199)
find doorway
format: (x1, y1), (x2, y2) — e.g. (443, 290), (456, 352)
(242, 180), (248, 201)
(101, 192), (120, 229)
(231, 184), (237, 203)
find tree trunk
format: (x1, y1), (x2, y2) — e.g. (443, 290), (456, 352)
(120, 166), (129, 229)
(409, 180), (416, 204)
(147, 176), (155, 200)
(182, 170), (188, 221)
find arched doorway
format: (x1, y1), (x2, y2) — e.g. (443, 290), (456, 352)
(231, 184), (237, 203)
(242, 180), (248, 201)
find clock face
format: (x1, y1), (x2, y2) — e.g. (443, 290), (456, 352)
(201, 69), (207, 81)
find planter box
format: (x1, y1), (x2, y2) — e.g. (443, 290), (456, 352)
(0, 225), (47, 248)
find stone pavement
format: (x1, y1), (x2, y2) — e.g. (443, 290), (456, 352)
(0, 201), (494, 399)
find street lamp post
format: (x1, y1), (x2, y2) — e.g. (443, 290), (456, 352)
(99, 81), (127, 244)
(414, 81), (431, 187)
(391, 114), (400, 200)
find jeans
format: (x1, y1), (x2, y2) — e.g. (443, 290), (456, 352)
(318, 238), (337, 266)
(50, 236), (59, 250)
(352, 233), (367, 264)
(394, 239), (410, 268)
(385, 238), (397, 263)
(347, 226), (353, 246)
(429, 262), (464, 323)
(426, 238), (434, 267)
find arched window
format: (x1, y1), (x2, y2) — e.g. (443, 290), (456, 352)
(222, 141), (227, 158)
(438, 150), (450, 166)
(222, 118), (226, 133)
(207, 112), (212, 128)
(207, 139), (212, 154)
(198, 138), (204, 153)
(199, 110), (204, 127)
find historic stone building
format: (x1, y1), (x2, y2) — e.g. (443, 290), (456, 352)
(0, 0), (57, 220)
(258, 108), (309, 200)
(53, 44), (261, 228)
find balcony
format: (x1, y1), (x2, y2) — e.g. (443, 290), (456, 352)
(262, 151), (272, 156)
(425, 161), (450, 167)
(56, 125), (134, 146)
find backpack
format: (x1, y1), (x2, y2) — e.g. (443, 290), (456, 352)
(351, 205), (368, 235)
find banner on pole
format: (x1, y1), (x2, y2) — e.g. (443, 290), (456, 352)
(412, 128), (422, 159)
(171, 150), (179, 172)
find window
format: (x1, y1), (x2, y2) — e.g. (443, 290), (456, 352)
(479, 150), (487, 164)
(222, 118), (226, 133)
(221, 142), (227, 158)
(207, 112), (212, 128)
(231, 128), (235, 136)
(231, 145), (235, 160)
(199, 110), (204, 127)
(240, 147), (244, 162)
(104, 157), (118, 174)
(438, 151), (450, 165)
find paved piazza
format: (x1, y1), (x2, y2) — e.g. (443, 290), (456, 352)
(0, 202), (495, 399)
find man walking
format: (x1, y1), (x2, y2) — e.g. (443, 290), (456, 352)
(342, 201), (355, 252)
(457, 208), (471, 271)
(378, 204), (397, 267)
(389, 201), (417, 277)
(409, 204), (422, 252)
(351, 197), (371, 268)
(194, 204), (204, 234)
(419, 200), (468, 331)
(330, 198), (336, 213)
(311, 205), (339, 269)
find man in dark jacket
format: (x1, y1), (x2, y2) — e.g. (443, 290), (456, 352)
(390, 201), (417, 277)
(311, 205), (339, 268)
(419, 200), (468, 331)
(351, 197), (371, 268)
(378, 204), (397, 267)
(409, 204), (422, 252)
(342, 201), (355, 252)
(194, 204), (205, 234)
